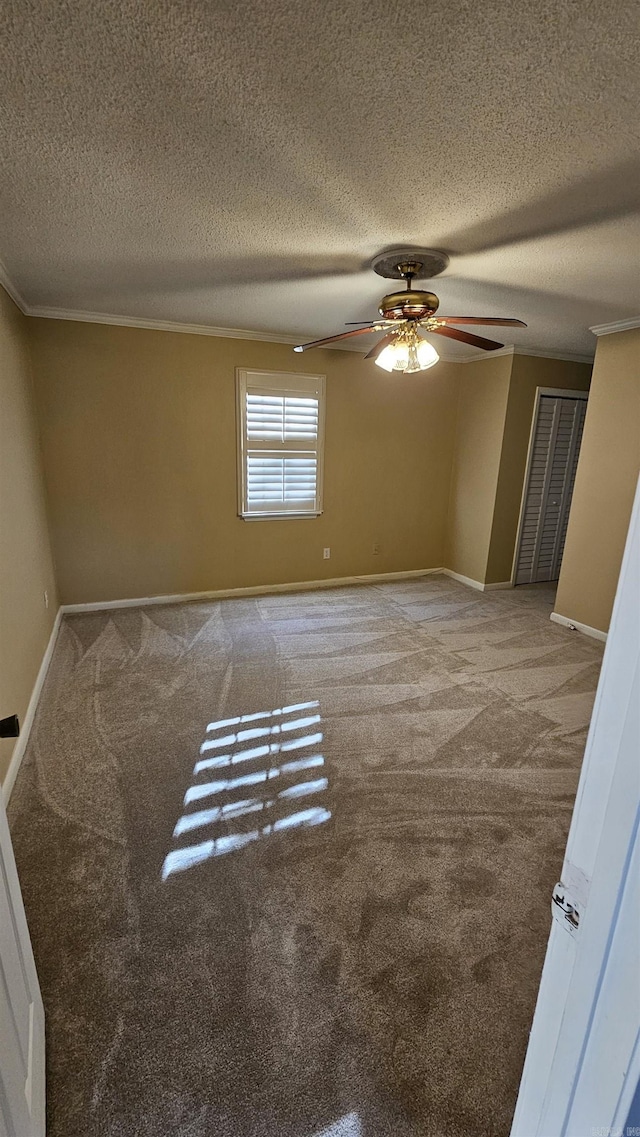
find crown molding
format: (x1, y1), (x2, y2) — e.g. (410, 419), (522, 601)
(0, 258), (29, 312)
(514, 345), (593, 364)
(456, 344), (515, 363)
(27, 305), (304, 345)
(589, 316), (640, 337)
(26, 305), (465, 360)
(0, 266), (595, 365)
(2, 281), (461, 358)
(456, 344), (593, 365)
(24, 304), (596, 364)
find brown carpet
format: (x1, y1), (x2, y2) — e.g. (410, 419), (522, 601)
(8, 575), (603, 1137)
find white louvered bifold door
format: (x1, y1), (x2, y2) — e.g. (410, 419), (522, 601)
(515, 395), (587, 585)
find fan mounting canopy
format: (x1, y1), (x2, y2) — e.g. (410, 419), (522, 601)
(371, 247), (449, 281)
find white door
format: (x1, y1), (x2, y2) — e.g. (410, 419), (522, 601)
(515, 389), (588, 584)
(0, 793), (45, 1136)
(511, 474), (640, 1134)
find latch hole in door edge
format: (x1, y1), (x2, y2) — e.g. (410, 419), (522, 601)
(551, 881), (582, 936)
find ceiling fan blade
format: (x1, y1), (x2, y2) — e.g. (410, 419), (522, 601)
(294, 326), (380, 352)
(437, 317), (527, 328)
(431, 326), (504, 351)
(364, 331), (398, 361)
(345, 319), (398, 327)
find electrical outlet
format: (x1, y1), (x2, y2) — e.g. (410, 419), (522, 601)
(323, 547), (331, 560)
(373, 543), (381, 556)
(44, 590), (49, 609)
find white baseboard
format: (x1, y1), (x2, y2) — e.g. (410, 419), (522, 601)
(550, 611), (608, 643)
(441, 568), (485, 591)
(441, 570), (514, 593)
(60, 567), (446, 614)
(3, 608), (63, 804)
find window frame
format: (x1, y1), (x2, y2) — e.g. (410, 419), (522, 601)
(236, 368), (326, 521)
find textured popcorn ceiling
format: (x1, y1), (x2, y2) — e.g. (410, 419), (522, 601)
(0, 0), (639, 358)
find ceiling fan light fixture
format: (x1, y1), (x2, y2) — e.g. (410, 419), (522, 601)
(375, 335), (439, 374)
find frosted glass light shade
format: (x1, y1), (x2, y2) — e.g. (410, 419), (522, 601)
(375, 337), (439, 373)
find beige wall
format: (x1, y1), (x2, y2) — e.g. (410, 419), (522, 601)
(445, 352), (592, 587)
(1, 297), (630, 786)
(28, 319), (460, 604)
(445, 353), (513, 583)
(555, 328), (640, 634)
(486, 355), (592, 584)
(0, 289), (58, 786)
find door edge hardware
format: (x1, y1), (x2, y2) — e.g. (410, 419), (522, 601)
(551, 881), (581, 936)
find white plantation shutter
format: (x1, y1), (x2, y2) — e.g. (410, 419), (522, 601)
(237, 370), (325, 518)
(246, 394), (319, 442)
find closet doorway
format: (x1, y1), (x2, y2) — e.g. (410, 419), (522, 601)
(513, 388), (589, 586)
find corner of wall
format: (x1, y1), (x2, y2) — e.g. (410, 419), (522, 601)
(0, 284), (60, 789)
(554, 329), (639, 635)
(443, 362), (465, 571)
(24, 314), (60, 614)
(443, 353), (514, 586)
(484, 353), (593, 586)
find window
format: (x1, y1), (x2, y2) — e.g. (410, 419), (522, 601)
(236, 369), (325, 519)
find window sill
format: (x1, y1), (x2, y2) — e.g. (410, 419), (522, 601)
(239, 511), (323, 522)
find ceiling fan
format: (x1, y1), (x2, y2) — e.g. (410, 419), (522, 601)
(293, 248), (527, 373)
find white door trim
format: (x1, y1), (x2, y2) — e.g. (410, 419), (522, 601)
(511, 473), (640, 1135)
(0, 796), (46, 1135)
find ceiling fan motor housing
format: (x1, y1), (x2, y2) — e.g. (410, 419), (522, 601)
(379, 290), (440, 320)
